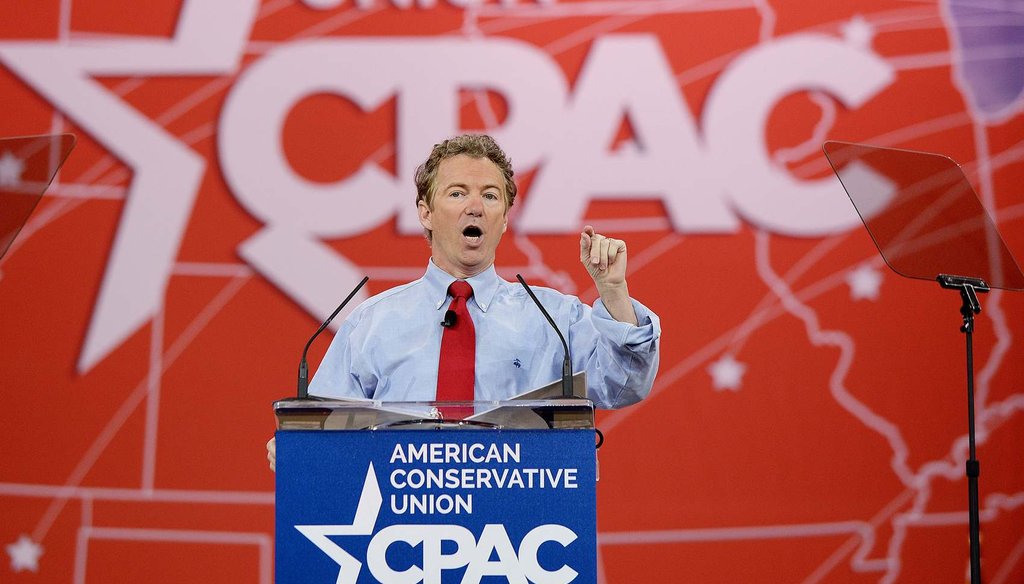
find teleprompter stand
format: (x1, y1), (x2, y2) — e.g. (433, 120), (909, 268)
(938, 273), (988, 584)
(824, 141), (1024, 584)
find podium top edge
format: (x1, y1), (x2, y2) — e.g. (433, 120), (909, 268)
(273, 397), (595, 410)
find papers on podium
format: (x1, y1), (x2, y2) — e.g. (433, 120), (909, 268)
(274, 372), (591, 431)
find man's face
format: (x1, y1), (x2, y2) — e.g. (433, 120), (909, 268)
(418, 154), (509, 278)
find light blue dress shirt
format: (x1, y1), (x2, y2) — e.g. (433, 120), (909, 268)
(309, 261), (661, 409)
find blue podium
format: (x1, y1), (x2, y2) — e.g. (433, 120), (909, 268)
(274, 397), (597, 584)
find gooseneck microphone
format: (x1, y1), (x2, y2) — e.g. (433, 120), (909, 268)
(297, 276), (369, 399)
(515, 274), (573, 399)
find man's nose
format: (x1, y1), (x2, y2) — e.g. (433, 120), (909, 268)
(464, 193), (484, 215)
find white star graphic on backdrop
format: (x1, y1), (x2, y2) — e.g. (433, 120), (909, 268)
(846, 265), (883, 301)
(0, 150), (25, 187)
(295, 464), (382, 584)
(6, 534), (43, 573)
(0, 1), (258, 373)
(708, 354), (747, 391)
(841, 14), (874, 49)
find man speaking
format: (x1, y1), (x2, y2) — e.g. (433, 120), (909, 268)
(269, 134), (660, 468)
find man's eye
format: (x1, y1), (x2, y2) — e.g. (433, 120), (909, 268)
(450, 191), (465, 197)
(484, 192), (499, 200)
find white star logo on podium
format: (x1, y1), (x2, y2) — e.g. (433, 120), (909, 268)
(295, 464), (383, 584)
(6, 534), (43, 573)
(708, 354), (747, 391)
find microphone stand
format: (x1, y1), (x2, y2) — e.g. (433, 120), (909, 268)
(938, 274), (988, 584)
(297, 276), (369, 399)
(515, 274), (574, 399)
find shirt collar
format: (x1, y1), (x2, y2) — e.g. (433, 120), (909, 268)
(424, 259), (500, 313)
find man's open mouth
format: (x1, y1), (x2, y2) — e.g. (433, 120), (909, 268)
(462, 225), (483, 242)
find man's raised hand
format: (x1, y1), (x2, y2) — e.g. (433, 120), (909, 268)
(579, 225), (637, 325)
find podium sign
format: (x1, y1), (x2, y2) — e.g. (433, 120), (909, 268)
(275, 401), (597, 584)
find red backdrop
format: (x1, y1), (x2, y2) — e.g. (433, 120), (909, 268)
(2, 1), (1023, 582)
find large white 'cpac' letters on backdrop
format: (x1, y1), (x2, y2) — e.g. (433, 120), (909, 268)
(703, 34), (896, 235)
(224, 34), (894, 341)
(520, 34), (894, 234)
(1, 17), (896, 371)
(220, 38), (566, 328)
(518, 35), (728, 232)
(219, 38), (566, 237)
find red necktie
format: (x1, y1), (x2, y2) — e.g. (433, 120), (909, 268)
(436, 281), (475, 411)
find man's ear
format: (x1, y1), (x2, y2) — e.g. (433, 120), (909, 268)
(417, 199), (432, 231)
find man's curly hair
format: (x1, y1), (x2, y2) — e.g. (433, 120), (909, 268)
(414, 134), (517, 210)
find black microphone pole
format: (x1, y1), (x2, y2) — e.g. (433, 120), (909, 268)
(515, 274), (573, 399)
(297, 276), (369, 399)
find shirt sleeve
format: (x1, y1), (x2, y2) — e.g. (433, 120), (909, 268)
(568, 297), (661, 409)
(308, 307), (376, 400)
